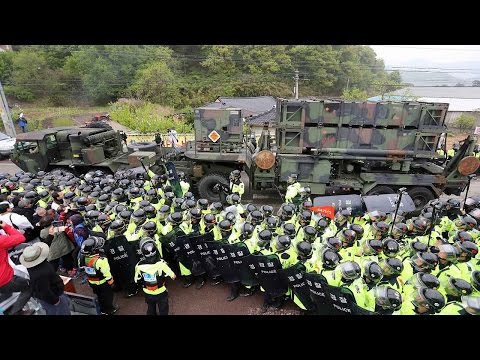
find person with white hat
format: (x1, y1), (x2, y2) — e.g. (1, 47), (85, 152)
(16, 113), (28, 133)
(20, 242), (71, 315)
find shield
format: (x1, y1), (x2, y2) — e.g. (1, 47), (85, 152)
(177, 235), (206, 276)
(209, 241), (238, 283)
(228, 242), (252, 284)
(281, 263), (316, 311)
(312, 195), (363, 216)
(249, 254), (289, 298)
(363, 193), (415, 215)
(304, 273), (331, 315)
(199, 239), (222, 278)
(186, 235), (207, 276)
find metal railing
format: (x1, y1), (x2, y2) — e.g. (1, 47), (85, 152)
(125, 133), (194, 146)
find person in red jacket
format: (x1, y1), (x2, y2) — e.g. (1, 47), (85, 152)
(0, 220), (28, 294)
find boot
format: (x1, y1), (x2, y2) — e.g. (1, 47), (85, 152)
(226, 283), (240, 301)
(195, 275), (206, 289)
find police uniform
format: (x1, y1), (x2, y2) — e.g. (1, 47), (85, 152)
(79, 252), (117, 314)
(134, 258), (175, 315)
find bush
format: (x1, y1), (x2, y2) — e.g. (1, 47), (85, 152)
(109, 101), (193, 133)
(455, 114), (476, 130)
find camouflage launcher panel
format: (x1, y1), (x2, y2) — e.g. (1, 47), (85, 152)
(193, 107), (244, 153)
(276, 98), (448, 156)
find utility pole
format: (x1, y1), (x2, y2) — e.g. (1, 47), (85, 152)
(346, 77), (350, 92)
(294, 69), (299, 99)
(0, 81), (16, 138)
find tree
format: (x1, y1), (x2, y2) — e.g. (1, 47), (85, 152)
(455, 83), (465, 87)
(455, 113), (476, 130)
(472, 80), (480, 87)
(342, 88), (369, 101)
(129, 61), (181, 107)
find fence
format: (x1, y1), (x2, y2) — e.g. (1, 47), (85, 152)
(125, 133), (194, 147)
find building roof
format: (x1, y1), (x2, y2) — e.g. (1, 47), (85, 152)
(204, 96), (276, 115)
(246, 108), (277, 126)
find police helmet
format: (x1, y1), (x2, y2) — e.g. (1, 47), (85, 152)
(225, 212), (236, 224)
(301, 226), (316, 243)
(229, 170), (241, 182)
(119, 210), (133, 222)
(189, 208), (202, 221)
(349, 224), (364, 238)
(299, 210), (313, 225)
(143, 206), (156, 219)
(325, 237), (342, 252)
(114, 204), (127, 215)
(182, 199), (197, 211)
(209, 202), (223, 215)
(203, 213), (216, 227)
(173, 198), (185, 211)
(316, 218), (329, 233)
(461, 296), (480, 315)
(321, 248), (340, 270)
(299, 186), (311, 198)
(138, 200), (150, 209)
(334, 209), (351, 225)
(219, 219), (232, 233)
(410, 252), (438, 272)
(363, 261), (384, 284)
(391, 222), (408, 239)
(339, 261), (362, 281)
(362, 239), (383, 256)
(265, 216), (279, 231)
(380, 257), (404, 276)
(282, 223), (296, 237)
(275, 235), (291, 252)
(437, 244), (458, 263)
(260, 205), (274, 217)
(372, 221), (389, 237)
(374, 286), (403, 311)
(128, 187), (141, 199)
(240, 223), (255, 240)
(249, 210), (264, 226)
(300, 200), (313, 212)
(446, 198), (461, 209)
(164, 192), (175, 204)
(24, 191), (38, 201)
(158, 205), (171, 221)
(81, 236), (104, 255)
(143, 221), (157, 235)
(339, 229), (357, 247)
(177, 171), (186, 181)
(382, 238), (400, 258)
(242, 204), (256, 214)
(413, 288), (445, 313)
(445, 278), (473, 299)
(409, 240), (428, 255)
(226, 194), (240, 205)
(140, 238), (159, 262)
(369, 210), (387, 222)
(97, 213), (111, 228)
(197, 198), (209, 210)
(471, 271), (480, 292)
(287, 173), (298, 185)
(296, 241), (313, 260)
(168, 212), (184, 226)
(85, 204), (97, 212)
(279, 204), (294, 220)
(257, 229), (273, 248)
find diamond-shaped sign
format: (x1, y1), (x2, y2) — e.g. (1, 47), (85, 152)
(208, 130), (220, 143)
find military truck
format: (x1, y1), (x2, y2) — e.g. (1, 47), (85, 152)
(11, 126), (159, 174)
(170, 99), (479, 210)
(10, 99), (480, 211)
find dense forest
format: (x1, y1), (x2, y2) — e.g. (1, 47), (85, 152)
(0, 45), (402, 110)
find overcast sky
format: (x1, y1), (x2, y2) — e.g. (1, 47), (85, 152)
(370, 45), (480, 68)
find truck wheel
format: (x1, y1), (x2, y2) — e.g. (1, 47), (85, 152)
(197, 173), (228, 202)
(408, 187), (434, 211)
(127, 142), (157, 152)
(367, 185), (395, 195)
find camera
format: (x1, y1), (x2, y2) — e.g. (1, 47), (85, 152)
(52, 220), (64, 228)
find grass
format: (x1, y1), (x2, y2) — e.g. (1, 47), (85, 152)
(0, 105), (110, 133)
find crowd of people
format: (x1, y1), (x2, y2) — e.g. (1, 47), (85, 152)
(0, 167), (479, 315)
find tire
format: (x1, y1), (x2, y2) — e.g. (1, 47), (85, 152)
(366, 185), (395, 195)
(127, 142), (157, 153)
(407, 187), (435, 212)
(197, 173), (228, 202)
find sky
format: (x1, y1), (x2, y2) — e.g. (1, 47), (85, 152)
(369, 45), (480, 79)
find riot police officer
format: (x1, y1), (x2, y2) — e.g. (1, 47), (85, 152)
(134, 238), (176, 315)
(79, 237), (118, 315)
